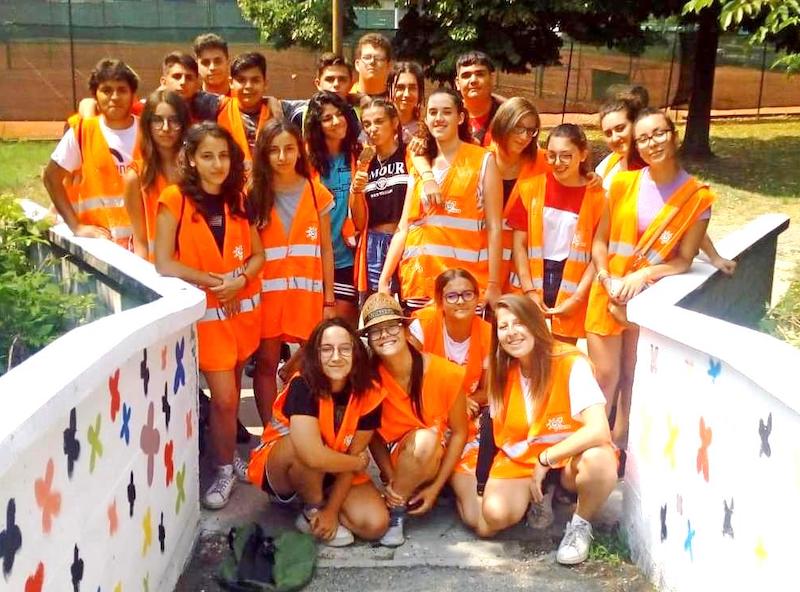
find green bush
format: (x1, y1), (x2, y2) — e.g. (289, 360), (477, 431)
(0, 194), (95, 373)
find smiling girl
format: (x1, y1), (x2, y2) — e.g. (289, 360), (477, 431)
(379, 89), (503, 310)
(248, 319), (389, 547)
(587, 108), (715, 446)
(507, 124), (605, 343)
(249, 119), (336, 425)
(362, 292), (468, 547)
(155, 122), (264, 510)
(305, 91), (362, 322)
(125, 90), (189, 261)
(451, 295), (616, 565)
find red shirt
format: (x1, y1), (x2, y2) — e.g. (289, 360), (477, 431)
(506, 173), (586, 231)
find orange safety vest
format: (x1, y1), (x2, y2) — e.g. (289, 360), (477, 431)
(128, 159), (168, 262)
(377, 354), (465, 445)
(248, 375), (385, 486)
(217, 96), (271, 172)
(399, 143), (490, 302)
(488, 345), (586, 478)
(159, 185), (261, 372)
(411, 304), (490, 396)
(259, 179), (331, 342)
(496, 148), (550, 291)
(517, 174), (605, 338)
(585, 170), (716, 336)
(69, 116), (140, 247)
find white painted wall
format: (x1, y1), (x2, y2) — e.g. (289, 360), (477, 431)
(0, 212), (205, 591)
(623, 214), (796, 591)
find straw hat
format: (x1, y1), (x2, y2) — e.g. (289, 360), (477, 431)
(360, 293), (408, 333)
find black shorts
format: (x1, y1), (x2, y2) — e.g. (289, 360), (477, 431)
(334, 266), (358, 304)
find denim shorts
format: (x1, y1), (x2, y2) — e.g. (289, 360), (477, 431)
(366, 229), (399, 294)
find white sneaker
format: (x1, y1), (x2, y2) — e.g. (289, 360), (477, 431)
(556, 520), (593, 565)
(527, 488), (555, 530)
(295, 508), (354, 547)
(380, 513), (405, 547)
(203, 466), (235, 510)
(233, 452), (249, 483)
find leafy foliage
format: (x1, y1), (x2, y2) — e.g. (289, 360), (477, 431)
(394, 1), (684, 81)
(236, 0), (377, 50)
(683, 0), (800, 72)
(0, 195), (94, 373)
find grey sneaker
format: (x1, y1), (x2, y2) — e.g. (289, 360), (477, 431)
(294, 508), (354, 547)
(556, 520), (593, 565)
(233, 452), (249, 483)
(527, 487), (555, 530)
(380, 513), (405, 547)
(203, 467), (235, 510)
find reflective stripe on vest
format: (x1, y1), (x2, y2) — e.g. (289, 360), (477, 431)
(569, 250), (592, 264)
(527, 246), (544, 259)
(609, 241), (635, 257)
(199, 292), (261, 323)
(264, 244), (321, 261)
(74, 196), (126, 213)
(267, 415), (291, 438)
(110, 226), (133, 240)
(402, 244), (489, 263)
(410, 215), (484, 232)
(502, 247), (512, 261)
(262, 276), (323, 293)
(559, 279), (579, 294)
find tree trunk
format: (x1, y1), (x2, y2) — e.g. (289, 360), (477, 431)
(683, 6), (721, 158)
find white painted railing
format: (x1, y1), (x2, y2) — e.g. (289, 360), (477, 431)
(0, 205), (205, 592)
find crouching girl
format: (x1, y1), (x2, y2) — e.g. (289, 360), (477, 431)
(451, 295), (617, 565)
(248, 318), (389, 547)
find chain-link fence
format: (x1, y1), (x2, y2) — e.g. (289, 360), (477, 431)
(1, 1), (798, 121)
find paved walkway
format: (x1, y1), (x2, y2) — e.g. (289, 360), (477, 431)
(175, 387), (651, 592)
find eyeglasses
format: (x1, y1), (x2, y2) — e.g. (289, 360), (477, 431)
(150, 115), (183, 131)
(320, 344), (354, 359)
(512, 126), (539, 138)
(443, 290), (477, 305)
(359, 54), (387, 65)
(545, 152), (573, 164)
(366, 322), (403, 341)
(634, 128), (672, 148)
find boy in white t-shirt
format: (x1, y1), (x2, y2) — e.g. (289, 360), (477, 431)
(43, 59), (140, 244)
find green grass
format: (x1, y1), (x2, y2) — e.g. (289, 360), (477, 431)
(0, 140), (57, 206)
(589, 526), (631, 566)
(761, 266), (800, 347)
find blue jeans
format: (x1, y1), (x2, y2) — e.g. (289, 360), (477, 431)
(543, 259), (566, 308)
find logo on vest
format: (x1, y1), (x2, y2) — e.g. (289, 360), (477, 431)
(305, 226), (318, 240)
(659, 230), (674, 245)
(571, 233), (584, 249)
(546, 415), (569, 432)
(232, 245), (245, 261)
(445, 200), (461, 214)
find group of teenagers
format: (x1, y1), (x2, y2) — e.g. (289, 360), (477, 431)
(42, 31), (736, 566)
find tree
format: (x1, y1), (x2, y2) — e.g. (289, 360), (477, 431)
(393, 1), (683, 81)
(236, 0), (376, 51)
(680, 0), (800, 156)
(684, 0), (800, 73)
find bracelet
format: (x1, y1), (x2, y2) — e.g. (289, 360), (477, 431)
(420, 171), (435, 182)
(524, 289), (536, 295)
(537, 450), (548, 467)
(543, 448), (555, 468)
(323, 301), (336, 308)
(596, 269), (609, 282)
